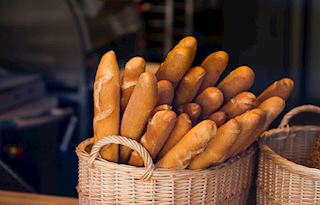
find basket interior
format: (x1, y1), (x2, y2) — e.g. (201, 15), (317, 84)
(260, 126), (320, 166)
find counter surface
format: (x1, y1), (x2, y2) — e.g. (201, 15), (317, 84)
(0, 190), (77, 205)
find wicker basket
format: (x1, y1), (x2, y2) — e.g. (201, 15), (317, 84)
(76, 135), (257, 205)
(257, 105), (320, 205)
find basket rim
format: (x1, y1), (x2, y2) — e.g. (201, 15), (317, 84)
(76, 137), (257, 175)
(259, 125), (320, 180)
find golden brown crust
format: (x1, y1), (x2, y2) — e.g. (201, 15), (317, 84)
(195, 87), (224, 119)
(93, 51), (120, 162)
(148, 104), (172, 121)
(157, 113), (192, 159)
(120, 72), (158, 163)
(198, 51), (229, 93)
(177, 103), (202, 124)
(157, 80), (174, 106)
(174, 66), (206, 107)
(217, 66), (255, 102)
(256, 78), (294, 106)
(220, 92), (257, 120)
(156, 37), (197, 87)
(128, 111), (177, 166)
(228, 109), (266, 157)
(189, 119), (240, 169)
(120, 57), (145, 112)
(258, 96), (286, 131)
(156, 120), (217, 169)
(207, 111), (227, 127)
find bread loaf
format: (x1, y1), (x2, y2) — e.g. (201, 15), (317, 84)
(207, 111), (227, 127)
(156, 37), (197, 87)
(128, 111), (177, 166)
(220, 92), (256, 120)
(157, 80), (174, 105)
(195, 87), (224, 119)
(174, 66), (206, 107)
(156, 120), (217, 169)
(228, 109), (266, 157)
(256, 78), (294, 105)
(177, 103), (202, 124)
(189, 119), (240, 169)
(157, 113), (192, 159)
(198, 51), (229, 93)
(258, 96), (286, 131)
(120, 72), (158, 163)
(93, 51), (120, 162)
(217, 66), (255, 102)
(120, 57), (145, 112)
(149, 104), (172, 120)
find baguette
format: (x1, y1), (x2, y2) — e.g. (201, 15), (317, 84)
(157, 113), (192, 159)
(156, 37), (197, 87)
(149, 104), (172, 120)
(156, 120), (217, 169)
(195, 87), (224, 119)
(93, 51), (120, 162)
(235, 96), (285, 156)
(120, 57), (145, 112)
(228, 109), (266, 157)
(189, 119), (240, 169)
(174, 66), (206, 107)
(178, 36), (197, 55)
(128, 111), (177, 166)
(120, 72), (158, 163)
(157, 80), (174, 105)
(177, 103), (202, 124)
(198, 51), (229, 93)
(217, 66), (255, 102)
(258, 96), (286, 131)
(220, 92), (256, 120)
(207, 111), (227, 127)
(256, 78), (294, 105)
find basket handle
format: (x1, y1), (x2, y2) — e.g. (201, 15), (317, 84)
(88, 135), (155, 180)
(278, 105), (320, 128)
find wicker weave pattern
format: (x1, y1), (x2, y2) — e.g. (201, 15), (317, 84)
(257, 105), (320, 205)
(77, 136), (257, 205)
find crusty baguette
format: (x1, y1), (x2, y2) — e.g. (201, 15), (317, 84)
(128, 111), (177, 166)
(256, 78), (294, 106)
(149, 104), (172, 120)
(195, 87), (224, 119)
(156, 37), (197, 87)
(198, 51), (229, 93)
(93, 51), (120, 162)
(178, 36), (197, 55)
(228, 109), (266, 157)
(189, 119), (240, 169)
(120, 72), (158, 163)
(258, 96), (286, 131)
(120, 57), (145, 112)
(157, 80), (174, 105)
(156, 120), (217, 169)
(177, 103), (202, 124)
(234, 97), (285, 156)
(217, 66), (255, 102)
(220, 92), (257, 120)
(174, 66), (206, 107)
(207, 111), (227, 127)
(157, 113), (192, 159)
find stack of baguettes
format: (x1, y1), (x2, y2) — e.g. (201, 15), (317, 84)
(92, 36), (294, 170)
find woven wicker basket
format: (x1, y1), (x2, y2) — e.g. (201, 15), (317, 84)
(76, 135), (257, 205)
(257, 105), (320, 205)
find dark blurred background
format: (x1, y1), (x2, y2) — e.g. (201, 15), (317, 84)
(0, 0), (319, 197)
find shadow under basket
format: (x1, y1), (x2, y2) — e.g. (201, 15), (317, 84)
(76, 136), (257, 205)
(257, 105), (320, 205)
